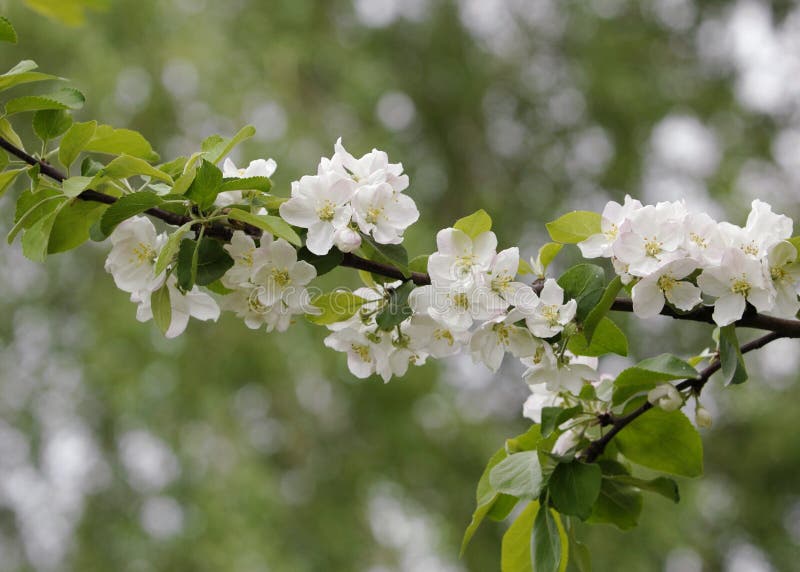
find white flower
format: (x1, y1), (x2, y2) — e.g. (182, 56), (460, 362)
(133, 276), (220, 339)
(279, 170), (355, 255)
(683, 212), (725, 267)
(695, 406), (713, 429)
(427, 228), (497, 284)
(697, 247), (774, 326)
(351, 182), (419, 244)
(469, 314), (539, 372)
(409, 280), (500, 332)
(216, 157), (277, 207)
(105, 216), (166, 294)
(512, 279), (577, 339)
(333, 226), (362, 253)
(252, 238), (317, 310)
(578, 195), (643, 258)
(485, 247), (529, 306)
(324, 326), (390, 380)
(521, 344), (597, 395)
(551, 429), (581, 458)
(631, 258), (702, 318)
(612, 203), (686, 277)
(522, 386), (562, 424)
(405, 314), (469, 359)
(221, 230), (272, 288)
(647, 384), (682, 412)
(334, 137), (409, 193)
(764, 240), (800, 318)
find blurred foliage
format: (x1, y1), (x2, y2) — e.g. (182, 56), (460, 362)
(0, 0), (799, 571)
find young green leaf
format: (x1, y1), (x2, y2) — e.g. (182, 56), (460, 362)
(84, 124), (159, 161)
(184, 159), (223, 210)
(719, 324), (748, 385)
(98, 154), (173, 184)
(548, 461), (602, 520)
(59, 120), (97, 169)
(567, 316), (628, 357)
(6, 87), (85, 114)
(500, 502), (538, 572)
(537, 242), (563, 272)
(176, 237), (234, 289)
(546, 211), (602, 244)
(582, 275), (622, 343)
(454, 209), (492, 238)
(408, 254), (429, 274)
(0, 16), (17, 43)
(0, 168), (25, 198)
(616, 408), (703, 478)
(8, 189), (64, 244)
(61, 176), (93, 198)
(151, 283), (172, 336)
(32, 109), (72, 141)
(226, 209), (302, 246)
(557, 264), (605, 321)
(375, 280), (414, 331)
(532, 503), (564, 572)
(489, 451), (544, 500)
(540, 406), (581, 439)
(219, 176), (272, 193)
(610, 475), (680, 503)
(307, 291), (368, 325)
(155, 222), (193, 275)
(360, 234), (409, 275)
(21, 204), (61, 262)
(587, 478), (643, 531)
(99, 191), (163, 236)
(612, 354), (698, 406)
(202, 125), (256, 164)
(0, 60), (61, 91)
(47, 199), (106, 253)
(462, 447), (508, 555)
(0, 117), (24, 149)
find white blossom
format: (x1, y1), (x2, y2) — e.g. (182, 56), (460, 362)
(351, 182), (419, 244)
(764, 241), (800, 318)
(647, 384), (682, 412)
(104, 216), (166, 294)
(578, 194), (643, 258)
(334, 137), (409, 193)
(427, 228), (497, 284)
(512, 279), (577, 339)
(521, 344), (598, 395)
(612, 202), (686, 277)
(252, 238), (317, 310)
(216, 157), (277, 207)
(221, 230), (272, 288)
(631, 258), (702, 318)
(469, 314), (539, 372)
(405, 314), (470, 359)
(133, 276), (220, 339)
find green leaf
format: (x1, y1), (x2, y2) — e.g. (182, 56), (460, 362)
(568, 524), (592, 572)
(548, 461), (602, 520)
(219, 176), (272, 194)
(582, 276), (622, 343)
(587, 478), (643, 531)
(616, 408), (703, 477)
(33, 109), (72, 141)
(610, 475), (680, 503)
(360, 234), (409, 275)
(612, 354), (698, 406)
(98, 154), (173, 184)
(151, 283), (172, 336)
(61, 176), (93, 198)
(408, 254), (429, 274)
(0, 60), (61, 91)
(6, 87), (85, 114)
(155, 222), (193, 275)
(47, 199), (106, 253)
(719, 324), (748, 385)
(84, 124), (159, 161)
(202, 125), (256, 164)
(21, 205), (62, 261)
(184, 159), (223, 210)
(307, 291), (368, 325)
(540, 406), (581, 439)
(557, 264), (605, 322)
(546, 211), (602, 244)
(226, 208), (302, 246)
(297, 246), (344, 277)
(462, 446), (508, 556)
(0, 168), (25, 198)
(532, 502), (564, 572)
(489, 451), (544, 500)
(22, 0), (109, 26)
(176, 238), (233, 289)
(99, 191), (163, 236)
(59, 120), (97, 169)
(454, 209), (492, 238)
(537, 242), (563, 272)
(0, 117), (24, 149)
(501, 502), (538, 572)
(8, 188), (64, 244)
(375, 280), (414, 331)
(0, 16), (17, 43)
(567, 317), (628, 357)
(487, 494), (518, 521)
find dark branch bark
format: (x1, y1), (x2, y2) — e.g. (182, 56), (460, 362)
(583, 330), (785, 462)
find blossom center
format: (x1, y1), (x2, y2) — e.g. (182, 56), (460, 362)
(247, 289), (269, 314)
(492, 323), (511, 344)
(131, 242), (156, 265)
(271, 268), (291, 287)
(433, 328), (454, 346)
(316, 200), (336, 222)
(770, 265), (787, 281)
(689, 232), (707, 249)
(604, 223), (618, 240)
(491, 273), (511, 293)
(742, 241), (759, 256)
(644, 237), (662, 257)
(731, 276), (751, 296)
(365, 207), (383, 225)
(541, 304), (560, 327)
(351, 343), (371, 361)
(452, 292), (470, 310)
(657, 274), (677, 292)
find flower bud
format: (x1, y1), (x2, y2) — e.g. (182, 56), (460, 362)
(695, 406), (713, 429)
(647, 384), (682, 412)
(551, 428), (581, 458)
(334, 227), (362, 253)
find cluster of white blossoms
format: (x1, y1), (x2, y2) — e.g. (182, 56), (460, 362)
(279, 139), (419, 255)
(579, 197), (800, 326)
(104, 217), (220, 338)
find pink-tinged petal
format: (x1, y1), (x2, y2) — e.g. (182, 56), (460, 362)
(712, 293), (746, 326)
(632, 279), (666, 318)
(305, 222), (335, 255)
(279, 197), (318, 227)
(435, 228), (471, 256)
(666, 282), (702, 312)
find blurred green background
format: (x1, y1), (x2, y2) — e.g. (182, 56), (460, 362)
(0, 0), (799, 570)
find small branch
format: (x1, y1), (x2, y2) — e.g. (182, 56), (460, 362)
(583, 330), (785, 462)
